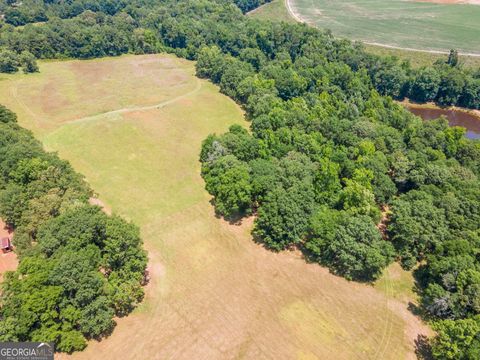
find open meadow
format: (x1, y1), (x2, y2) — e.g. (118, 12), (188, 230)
(286, 0), (480, 54)
(0, 54), (431, 359)
(250, 0), (480, 67)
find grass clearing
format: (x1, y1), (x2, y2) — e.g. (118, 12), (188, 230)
(0, 54), (431, 359)
(250, 0), (480, 68)
(375, 263), (418, 303)
(248, 0), (296, 23)
(364, 43), (480, 69)
(287, 0), (480, 54)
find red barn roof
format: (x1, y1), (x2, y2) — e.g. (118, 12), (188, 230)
(1, 237), (11, 249)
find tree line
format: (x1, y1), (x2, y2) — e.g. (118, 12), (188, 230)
(195, 31), (480, 360)
(197, 40), (480, 357)
(0, 105), (147, 352)
(0, 0), (128, 26)
(0, 0), (479, 109)
(0, 0), (478, 357)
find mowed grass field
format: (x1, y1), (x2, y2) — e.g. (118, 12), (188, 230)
(0, 54), (431, 359)
(250, 0), (480, 68)
(287, 0), (480, 54)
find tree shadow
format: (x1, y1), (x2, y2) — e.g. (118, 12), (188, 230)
(409, 264), (437, 322)
(209, 198), (246, 225)
(415, 334), (433, 360)
(407, 301), (423, 317)
(299, 242), (377, 284)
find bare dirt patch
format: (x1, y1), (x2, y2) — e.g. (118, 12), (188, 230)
(88, 197), (112, 215)
(0, 252), (18, 282)
(0, 219), (17, 282)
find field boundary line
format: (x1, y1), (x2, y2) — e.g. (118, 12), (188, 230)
(285, 0), (480, 57)
(246, 1), (271, 15)
(363, 42), (480, 57)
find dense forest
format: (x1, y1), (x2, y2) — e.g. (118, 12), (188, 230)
(0, 105), (147, 351)
(0, 0), (479, 108)
(0, 0), (479, 357)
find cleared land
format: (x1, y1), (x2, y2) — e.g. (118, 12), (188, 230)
(248, 0), (297, 23)
(0, 54), (431, 359)
(250, 0), (480, 68)
(286, 0), (480, 55)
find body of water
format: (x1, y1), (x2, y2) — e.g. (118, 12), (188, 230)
(406, 106), (480, 140)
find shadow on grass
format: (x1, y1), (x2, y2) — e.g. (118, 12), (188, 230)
(300, 242), (381, 284)
(415, 334), (433, 360)
(210, 198), (248, 226)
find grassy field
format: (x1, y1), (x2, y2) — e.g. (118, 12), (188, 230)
(364, 43), (480, 68)
(287, 0), (480, 54)
(0, 54), (430, 359)
(250, 0), (480, 68)
(248, 0), (296, 23)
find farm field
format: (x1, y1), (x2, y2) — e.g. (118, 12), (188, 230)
(249, 0), (480, 68)
(248, 0), (296, 23)
(286, 0), (480, 54)
(0, 54), (431, 359)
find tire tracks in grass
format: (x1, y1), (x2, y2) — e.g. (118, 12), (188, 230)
(10, 79), (42, 127)
(374, 266), (395, 360)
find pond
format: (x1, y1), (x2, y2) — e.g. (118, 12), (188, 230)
(406, 105), (480, 140)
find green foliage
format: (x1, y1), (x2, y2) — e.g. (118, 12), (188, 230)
(372, 64), (407, 99)
(202, 154), (253, 218)
(307, 209), (394, 281)
(0, 106), (147, 351)
(19, 51), (39, 73)
(436, 68), (466, 106)
(313, 158), (341, 205)
(0, 0), (479, 355)
(0, 105), (17, 123)
(389, 190), (450, 268)
(431, 316), (480, 359)
(447, 49), (459, 68)
(196, 46), (226, 83)
(254, 181), (315, 250)
(0, 49), (19, 73)
(410, 67), (441, 103)
(234, 0), (272, 13)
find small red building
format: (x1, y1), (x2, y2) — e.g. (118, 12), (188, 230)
(1, 237), (12, 252)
